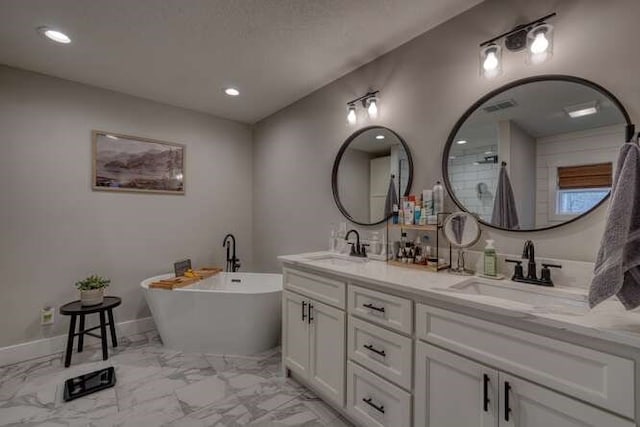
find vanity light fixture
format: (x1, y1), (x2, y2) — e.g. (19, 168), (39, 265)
(366, 96), (378, 119)
(224, 87), (240, 96)
(375, 135), (385, 140)
(346, 104), (357, 125)
(479, 13), (556, 78)
(480, 44), (502, 79)
(345, 90), (380, 125)
(565, 101), (599, 119)
(37, 27), (71, 44)
(527, 23), (554, 64)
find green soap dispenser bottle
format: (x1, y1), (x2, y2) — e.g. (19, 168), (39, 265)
(483, 239), (497, 277)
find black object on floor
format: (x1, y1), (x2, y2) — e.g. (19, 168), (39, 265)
(63, 366), (116, 402)
(59, 296), (122, 367)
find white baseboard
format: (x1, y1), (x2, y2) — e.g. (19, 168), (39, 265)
(0, 317), (156, 367)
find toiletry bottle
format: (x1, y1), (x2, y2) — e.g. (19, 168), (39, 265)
(423, 189), (433, 215)
(330, 228), (337, 252)
(433, 181), (444, 215)
(484, 240), (497, 277)
(392, 204), (399, 224)
(414, 206), (421, 225)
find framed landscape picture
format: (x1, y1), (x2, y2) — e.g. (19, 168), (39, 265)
(92, 131), (185, 194)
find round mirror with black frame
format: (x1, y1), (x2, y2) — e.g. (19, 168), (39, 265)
(442, 75), (632, 232)
(332, 126), (413, 226)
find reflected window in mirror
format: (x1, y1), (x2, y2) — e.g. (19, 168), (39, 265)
(332, 127), (413, 226)
(443, 75), (631, 232)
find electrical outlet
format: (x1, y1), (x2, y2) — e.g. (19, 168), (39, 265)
(41, 306), (54, 325)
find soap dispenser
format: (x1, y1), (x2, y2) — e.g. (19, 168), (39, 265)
(483, 240), (497, 277)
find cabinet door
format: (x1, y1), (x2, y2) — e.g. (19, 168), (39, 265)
(309, 299), (346, 407)
(415, 342), (499, 427)
(282, 291), (309, 378)
(499, 374), (634, 427)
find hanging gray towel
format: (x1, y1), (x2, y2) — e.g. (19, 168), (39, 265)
(384, 175), (398, 217)
(491, 163), (520, 230)
(451, 215), (467, 245)
(589, 143), (640, 310)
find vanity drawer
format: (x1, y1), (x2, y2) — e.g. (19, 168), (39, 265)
(283, 268), (345, 309)
(346, 361), (411, 427)
(348, 285), (413, 334)
(348, 316), (412, 390)
(416, 304), (635, 418)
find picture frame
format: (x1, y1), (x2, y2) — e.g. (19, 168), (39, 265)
(92, 130), (185, 194)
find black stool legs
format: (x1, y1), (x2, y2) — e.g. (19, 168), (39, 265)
(107, 309), (118, 348)
(78, 314), (85, 352)
(63, 309), (118, 367)
(99, 311), (108, 361)
(64, 315), (77, 368)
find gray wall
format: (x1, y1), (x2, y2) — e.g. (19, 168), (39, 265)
(0, 66), (253, 347)
(253, 0), (640, 272)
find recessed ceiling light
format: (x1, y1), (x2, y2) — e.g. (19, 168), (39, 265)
(456, 140), (468, 145)
(375, 135), (385, 140)
(564, 101), (598, 119)
(224, 88), (240, 96)
(37, 27), (71, 44)
(105, 134), (119, 140)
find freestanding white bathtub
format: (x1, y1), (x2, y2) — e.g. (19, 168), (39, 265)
(141, 272), (282, 355)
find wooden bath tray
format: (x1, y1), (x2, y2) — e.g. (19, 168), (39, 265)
(149, 267), (223, 290)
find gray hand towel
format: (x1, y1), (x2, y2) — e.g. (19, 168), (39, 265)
(384, 175), (399, 218)
(451, 215), (467, 245)
(491, 163), (520, 230)
(589, 142), (640, 310)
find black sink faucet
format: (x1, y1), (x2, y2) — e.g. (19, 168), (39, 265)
(506, 239), (562, 287)
(345, 229), (368, 258)
(522, 240), (536, 280)
(222, 233), (241, 272)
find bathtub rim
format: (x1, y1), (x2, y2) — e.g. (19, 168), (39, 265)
(140, 272), (283, 295)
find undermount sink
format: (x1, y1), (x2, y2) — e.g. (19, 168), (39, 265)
(304, 253), (369, 267)
(448, 280), (588, 309)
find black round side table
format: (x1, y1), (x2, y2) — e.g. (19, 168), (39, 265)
(60, 296), (122, 367)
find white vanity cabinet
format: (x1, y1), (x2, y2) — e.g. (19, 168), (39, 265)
(282, 269), (346, 407)
(345, 284), (414, 426)
(281, 261), (639, 427)
(415, 342), (499, 427)
(415, 341), (634, 427)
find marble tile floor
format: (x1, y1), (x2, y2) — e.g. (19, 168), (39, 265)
(0, 332), (353, 427)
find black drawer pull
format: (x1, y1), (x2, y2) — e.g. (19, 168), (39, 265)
(363, 303), (385, 313)
(362, 397), (385, 414)
(364, 344), (386, 357)
(302, 301), (307, 321)
(504, 381), (512, 421)
(483, 374), (490, 412)
(308, 304), (314, 324)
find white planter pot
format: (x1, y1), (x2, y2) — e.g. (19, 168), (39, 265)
(80, 288), (105, 306)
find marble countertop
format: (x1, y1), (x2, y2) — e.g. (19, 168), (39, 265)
(279, 251), (640, 350)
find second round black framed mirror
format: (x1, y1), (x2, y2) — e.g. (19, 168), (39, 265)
(442, 75), (631, 232)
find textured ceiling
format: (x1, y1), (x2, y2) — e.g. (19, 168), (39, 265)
(0, 0), (483, 123)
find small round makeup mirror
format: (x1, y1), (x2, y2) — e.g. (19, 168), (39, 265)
(443, 212), (481, 275)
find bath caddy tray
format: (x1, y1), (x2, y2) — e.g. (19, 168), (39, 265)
(149, 267), (223, 290)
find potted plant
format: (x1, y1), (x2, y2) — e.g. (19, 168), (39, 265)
(75, 274), (111, 306)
